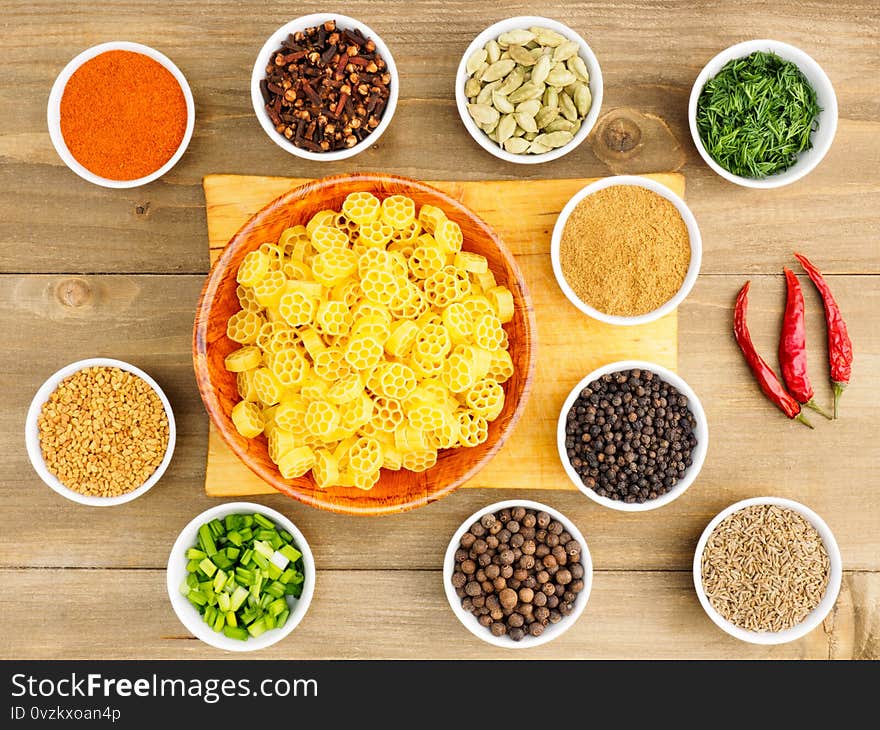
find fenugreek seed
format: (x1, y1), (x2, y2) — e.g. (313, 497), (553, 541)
(466, 48), (488, 75)
(534, 130), (574, 148)
(464, 77), (482, 98)
(567, 55), (590, 83)
(503, 136), (530, 154)
(530, 55), (552, 87)
(547, 67), (577, 87)
(534, 106), (560, 129)
(498, 29), (535, 46)
(507, 45), (536, 66)
(496, 114), (517, 143)
(468, 103), (500, 126)
(574, 83), (592, 117)
(481, 59), (516, 82)
(559, 91), (579, 121)
(496, 68), (525, 95)
(514, 111), (538, 133)
(477, 79), (502, 105)
(530, 26), (567, 47)
(553, 41), (580, 62)
(486, 39), (502, 64)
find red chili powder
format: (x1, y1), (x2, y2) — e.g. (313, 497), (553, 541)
(59, 50), (187, 180)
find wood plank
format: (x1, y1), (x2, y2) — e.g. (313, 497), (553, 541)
(202, 173), (681, 498)
(0, 1), (877, 274)
(1, 568), (874, 659)
(2, 273), (877, 571)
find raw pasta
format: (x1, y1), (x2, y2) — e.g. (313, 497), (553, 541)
(223, 191), (515, 490)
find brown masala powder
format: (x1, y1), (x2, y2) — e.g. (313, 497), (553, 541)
(559, 185), (691, 317)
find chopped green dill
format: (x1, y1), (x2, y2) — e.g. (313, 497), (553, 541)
(696, 51), (821, 179)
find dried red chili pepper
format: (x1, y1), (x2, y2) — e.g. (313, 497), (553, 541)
(794, 253), (853, 418)
(779, 268), (831, 419)
(734, 281), (812, 428)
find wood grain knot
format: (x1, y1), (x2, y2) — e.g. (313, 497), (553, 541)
(602, 116), (642, 153)
(55, 278), (91, 308)
(590, 107), (685, 174)
(135, 202), (151, 217)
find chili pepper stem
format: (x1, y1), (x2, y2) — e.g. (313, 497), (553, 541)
(803, 398), (832, 420)
(832, 382), (847, 420)
(795, 413), (814, 429)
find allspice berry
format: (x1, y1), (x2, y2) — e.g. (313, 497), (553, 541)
(499, 587), (518, 610)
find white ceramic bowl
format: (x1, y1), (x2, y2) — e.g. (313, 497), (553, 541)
(557, 360), (708, 512)
(251, 14), (399, 162)
(455, 16), (603, 165)
(443, 499), (592, 649)
(25, 358), (175, 506)
(688, 39), (838, 188)
(47, 42), (195, 189)
(693, 497), (842, 644)
(167, 502), (316, 652)
(550, 175), (702, 325)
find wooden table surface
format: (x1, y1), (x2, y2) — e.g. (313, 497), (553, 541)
(2, 0), (878, 660)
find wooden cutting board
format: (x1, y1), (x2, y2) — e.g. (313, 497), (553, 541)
(202, 173), (682, 497)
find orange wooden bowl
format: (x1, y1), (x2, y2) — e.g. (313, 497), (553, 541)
(194, 173), (536, 515)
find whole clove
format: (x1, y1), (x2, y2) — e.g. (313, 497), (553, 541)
(261, 19), (392, 153)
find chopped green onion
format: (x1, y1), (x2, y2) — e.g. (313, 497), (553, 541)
(186, 548), (206, 560)
(279, 544), (302, 563)
(252, 513), (274, 529)
(223, 625), (249, 641)
(198, 524), (217, 556)
(198, 557), (217, 578)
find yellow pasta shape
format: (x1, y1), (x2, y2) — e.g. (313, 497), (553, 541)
(313, 449), (340, 489)
(252, 367), (286, 407)
(259, 243), (284, 271)
(454, 251), (489, 274)
(409, 243), (446, 279)
(231, 400), (264, 439)
(473, 312), (506, 351)
(236, 369), (258, 402)
(434, 219), (463, 254)
(424, 266), (470, 307)
(369, 362), (417, 400)
(327, 373), (363, 405)
(457, 410), (489, 447)
(315, 300), (352, 336)
(441, 350), (478, 393)
(387, 238), (416, 261)
(291, 328), (319, 358)
(457, 344), (493, 380)
(334, 212), (359, 237)
(401, 449), (437, 473)
(252, 268), (286, 309)
(224, 345), (262, 373)
(344, 469), (381, 491)
(277, 291), (318, 328)
(342, 192), (381, 225)
(409, 346), (444, 379)
(300, 372), (330, 401)
(466, 378), (506, 420)
(380, 194), (416, 230)
(282, 260), (312, 282)
(236, 250), (271, 287)
(236, 285), (262, 313)
(269, 347), (309, 388)
(380, 442), (404, 471)
(313, 347), (353, 382)
(226, 309), (265, 344)
(360, 267), (401, 306)
(311, 247), (357, 287)
(442, 302), (475, 344)
(277, 446), (316, 479)
(274, 397), (310, 436)
(306, 209), (338, 237)
(473, 269), (497, 293)
(304, 400), (340, 440)
(278, 225), (310, 256)
(385, 320), (419, 358)
(488, 348), (514, 383)
(346, 437), (383, 476)
(344, 334), (384, 371)
(407, 403), (447, 432)
(460, 294), (495, 321)
(371, 396), (405, 432)
(339, 392), (374, 431)
(389, 280), (428, 320)
(418, 204), (446, 234)
(332, 279), (362, 307)
(488, 285), (515, 323)
(395, 424), (429, 453)
(430, 409), (461, 449)
(357, 219), (394, 248)
(268, 327), (301, 355)
(309, 224), (350, 253)
(256, 321), (283, 353)
(285, 279), (323, 298)
(268, 429), (300, 464)
(351, 314), (391, 344)
(390, 218), (421, 244)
